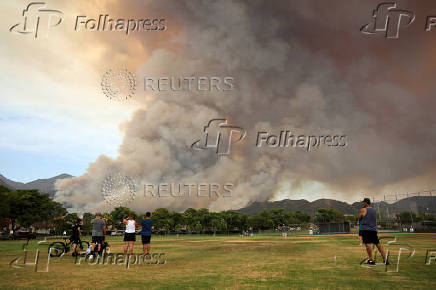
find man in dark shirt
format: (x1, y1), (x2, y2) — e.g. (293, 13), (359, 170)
(70, 218), (82, 256)
(358, 198), (389, 265)
(141, 212), (153, 256)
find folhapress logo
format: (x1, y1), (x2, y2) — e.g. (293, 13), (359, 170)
(191, 119), (246, 155)
(10, 2), (63, 38)
(361, 2), (415, 38)
(192, 121), (348, 156)
(10, 2), (166, 39)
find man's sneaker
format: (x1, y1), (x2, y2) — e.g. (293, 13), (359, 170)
(367, 259), (376, 265)
(384, 259), (390, 265)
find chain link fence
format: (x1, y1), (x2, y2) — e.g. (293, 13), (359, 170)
(366, 190), (436, 233)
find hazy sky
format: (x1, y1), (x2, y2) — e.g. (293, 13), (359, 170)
(1, 0), (141, 181)
(1, 0), (436, 212)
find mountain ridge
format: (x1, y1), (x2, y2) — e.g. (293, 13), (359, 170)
(1, 174), (435, 215)
(0, 173), (73, 197)
(236, 196), (436, 216)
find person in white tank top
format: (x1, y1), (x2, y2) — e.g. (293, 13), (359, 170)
(123, 214), (137, 256)
(125, 220), (136, 233)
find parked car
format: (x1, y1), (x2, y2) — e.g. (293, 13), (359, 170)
(110, 230), (124, 236)
(11, 231), (36, 240)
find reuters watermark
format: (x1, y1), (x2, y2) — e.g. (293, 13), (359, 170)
(144, 76), (234, 92)
(101, 68), (136, 101)
(101, 172), (233, 206)
(101, 173), (137, 207)
(101, 71), (234, 101)
(144, 183), (233, 198)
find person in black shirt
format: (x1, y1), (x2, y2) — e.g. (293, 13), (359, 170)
(70, 219), (82, 256)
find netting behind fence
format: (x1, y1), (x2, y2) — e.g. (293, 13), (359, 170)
(364, 190), (436, 232)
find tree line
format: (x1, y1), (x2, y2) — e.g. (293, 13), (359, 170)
(79, 207), (315, 235)
(67, 207), (356, 234)
(3, 185), (430, 235)
(0, 185), (66, 233)
(0, 184), (346, 235)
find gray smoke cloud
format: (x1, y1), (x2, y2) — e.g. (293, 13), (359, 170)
(55, 0), (436, 213)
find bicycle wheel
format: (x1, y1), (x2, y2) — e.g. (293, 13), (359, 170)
(48, 242), (65, 257)
(79, 240), (90, 251)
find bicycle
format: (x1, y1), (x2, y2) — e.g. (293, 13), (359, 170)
(48, 237), (90, 257)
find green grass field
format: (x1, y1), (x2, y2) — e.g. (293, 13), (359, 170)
(0, 233), (435, 289)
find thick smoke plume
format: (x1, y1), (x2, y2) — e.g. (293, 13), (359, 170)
(55, 0), (436, 213)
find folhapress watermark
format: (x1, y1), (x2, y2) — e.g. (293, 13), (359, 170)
(8, 239), (165, 271)
(256, 131), (347, 151)
(361, 2), (415, 39)
(9, 238), (53, 272)
(144, 183), (233, 198)
(361, 2), (436, 38)
(191, 119), (348, 155)
(10, 2), (63, 38)
(425, 249), (436, 265)
(75, 253), (166, 269)
(359, 236), (415, 272)
(75, 15), (165, 35)
(10, 2), (166, 39)
(191, 119), (246, 155)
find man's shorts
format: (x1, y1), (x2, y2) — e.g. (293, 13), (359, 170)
(124, 232), (136, 242)
(358, 230), (362, 236)
(141, 235), (151, 244)
(92, 236), (105, 243)
(361, 230), (379, 244)
(70, 236), (80, 244)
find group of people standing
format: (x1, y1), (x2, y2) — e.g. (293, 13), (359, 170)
(69, 212), (153, 258)
(122, 212), (153, 256)
(69, 198), (388, 266)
